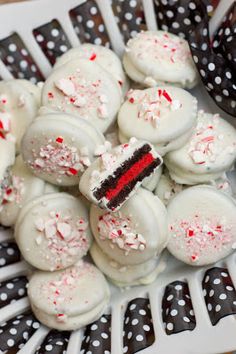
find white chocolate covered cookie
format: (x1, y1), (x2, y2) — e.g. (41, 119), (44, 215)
(0, 79), (40, 152)
(118, 87), (198, 156)
(42, 59), (122, 133)
(167, 186), (236, 266)
(90, 188), (167, 265)
(21, 112), (105, 186)
(54, 43), (129, 96)
(28, 261), (110, 330)
(165, 111), (236, 184)
(123, 31), (198, 88)
(15, 193), (92, 271)
(0, 139), (15, 205)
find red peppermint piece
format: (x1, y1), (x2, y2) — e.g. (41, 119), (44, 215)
(68, 167), (78, 175)
(48, 92), (54, 99)
(163, 90), (172, 103)
(89, 53), (97, 61)
(129, 97), (134, 103)
(56, 137), (63, 144)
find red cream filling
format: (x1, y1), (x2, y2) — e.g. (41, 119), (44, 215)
(105, 152), (155, 201)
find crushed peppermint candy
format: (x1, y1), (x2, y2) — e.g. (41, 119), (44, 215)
(53, 73), (109, 119)
(31, 137), (91, 179)
(98, 212), (146, 254)
(0, 174), (24, 208)
(169, 215), (232, 263)
(34, 211), (89, 270)
(0, 112), (11, 139)
(126, 89), (181, 127)
(188, 111), (236, 165)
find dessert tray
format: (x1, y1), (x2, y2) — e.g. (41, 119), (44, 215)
(0, 0), (235, 353)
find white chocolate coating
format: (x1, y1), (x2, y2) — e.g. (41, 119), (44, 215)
(165, 111), (236, 184)
(15, 193), (92, 271)
(54, 43), (129, 96)
(123, 31), (198, 88)
(90, 188), (168, 265)
(79, 139), (163, 210)
(142, 165), (163, 191)
(167, 186), (236, 266)
(0, 79), (40, 152)
(21, 112), (105, 186)
(28, 261), (110, 330)
(90, 242), (166, 287)
(118, 87), (198, 156)
(0, 139), (15, 205)
(42, 59), (122, 133)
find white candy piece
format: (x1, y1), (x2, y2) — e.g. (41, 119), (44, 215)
(28, 261), (110, 330)
(90, 188), (168, 265)
(54, 43), (129, 96)
(21, 112), (105, 186)
(42, 59), (122, 133)
(0, 79), (40, 152)
(15, 193), (92, 271)
(118, 86), (198, 156)
(123, 31), (198, 89)
(167, 186), (236, 266)
(165, 111), (236, 184)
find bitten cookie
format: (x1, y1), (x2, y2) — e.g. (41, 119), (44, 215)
(167, 186), (236, 266)
(28, 261), (110, 330)
(0, 155), (57, 227)
(79, 139), (163, 211)
(0, 79), (40, 152)
(15, 193), (92, 271)
(90, 188), (168, 265)
(90, 242), (166, 287)
(42, 59), (122, 133)
(165, 111), (236, 184)
(54, 43), (129, 96)
(21, 112), (105, 186)
(123, 31), (197, 88)
(118, 87), (198, 155)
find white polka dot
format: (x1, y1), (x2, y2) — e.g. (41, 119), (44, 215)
(161, 25), (168, 31)
(47, 41), (55, 49)
(21, 48), (28, 56)
(9, 328), (17, 335)
(139, 309), (146, 315)
(195, 15), (201, 22)
(98, 24), (104, 32)
(124, 12), (133, 20)
(77, 15), (83, 23)
(225, 28), (230, 36)
(170, 309), (178, 316)
(223, 89), (229, 96)
(0, 293), (7, 301)
(18, 288), (25, 296)
(215, 304), (221, 312)
(60, 45), (68, 53)
(100, 317), (107, 323)
(32, 321), (40, 329)
(51, 28), (59, 37)
(136, 334), (144, 342)
(209, 290), (214, 297)
(213, 278), (221, 284)
(0, 258), (6, 266)
(231, 101), (236, 108)
(215, 77), (222, 85)
(189, 2), (196, 10)
(104, 351), (110, 354)
(202, 28), (208, 36)
(101, 332), (108, 339)
(85, 336), (90, 343)
(130, 0), (137, 7)
(86, 20), (95, 28)
(158, 12), (164, 20)
(219, 293), (227, 300)
(178, 6), (185, 13)
(26, 320), (32, 326)
(226, 71), (232, 79)
(193, 55), (198, 63)
(131, 318), (139, 325)
(167, 322), (173, 331)
(130, 304), (136, 311)
(200, 69), (206, 77)
(6, 56), (14, 63)
(9, 44), (17, 52)
(143, 324), (150, 331)
(215, 95), (222, 102)
(94, 38), (102, 45)
(90, 6), (98, 15)
(123, 346), (128, 353)
(92, 340), (100, 347)
(31, 64), (37, 72)
(127, 331), (132, 339)
(178, 300), (185, 306)
(203, 289), (207, 297)
(125, 317), (129, 324)
(91, 324), (98, 331)
(233, 301), (236, 306)
(6, 283), (14, 289)
(172, 22), (180, 29)
(183, 316), (190, 323)
(207, 5), (213, 12)
(226, 286), (233, 291)
(201, 43), (208, 51)
(7, 339), (15, 347)
(175, 285), (182, 291)
(207, 83), (214, 89)
(23, 331), (29, 340)
(208, 303), (212, 311)
(208, 63), (215, 71)
(184, 18), (191, 26)
(36, 34), (44, 42)
(167, 294), (173, 301)
(227, 36), (233, 42)
(166, 10), (174, 18)
(189, 309), (194, 316)
(56, 341), (63, 345)
(13, 320), (20, 325)
(45, 344), (53, 351)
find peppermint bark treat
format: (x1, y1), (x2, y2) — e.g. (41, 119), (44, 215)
(0, 155), (58, 227)
(90, 242), (166, 287)
(0, 139), (15, 205)
(15, 193), (92, 271)
(167, 186), (236, 266)
(28, 261), (110, 330)
(90, 188), (167, 265)
(21, 112), (105, 186)
(54, 43), (129, 96)
(165, 111), (236, 185)
(42, 59), (122, 133)
(0, 79), (41, 152)
(123, 31), (198, 88)
(79, 139), (163, 211)
(118, 87), (198, 156)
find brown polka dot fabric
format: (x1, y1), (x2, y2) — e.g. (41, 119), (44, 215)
(0, 276), (28, 309)
(35, 330), (70, 354)
(162, 280), (196, 335)
(123, 298), (155, 354)
(202, 267), (236, 326)
(0, 33), (44, 83)
(111, 0), (146, 43)
(80, 314), (111, 354)
(0, 241), (21, 267)
(33, 20), (72, 66)
(69, 0), (111, 48)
